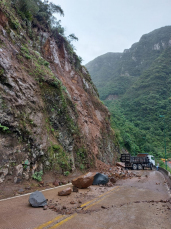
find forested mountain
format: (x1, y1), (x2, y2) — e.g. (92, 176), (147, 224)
(86, 26), (171, 159)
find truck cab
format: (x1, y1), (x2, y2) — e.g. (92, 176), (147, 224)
(147, 155), (155, 166)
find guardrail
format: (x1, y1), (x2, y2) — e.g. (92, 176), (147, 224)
(156, 166), (171, 189)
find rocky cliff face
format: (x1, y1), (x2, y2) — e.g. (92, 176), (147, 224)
(0, 4), (118, 183)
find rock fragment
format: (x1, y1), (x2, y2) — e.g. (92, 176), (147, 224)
(43, 205), (48, 210)
(58, 187), (72, 196)
(73, 186), (79, 192)
(110, 177), (116, 184)
(70, 201), (76, 204)
(53, 180), (59, 187)
(116, 162), (125, 168)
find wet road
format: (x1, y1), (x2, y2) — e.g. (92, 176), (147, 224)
(0, 170), (171, 229)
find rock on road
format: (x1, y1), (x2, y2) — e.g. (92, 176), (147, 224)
(0, 170), (171, 229)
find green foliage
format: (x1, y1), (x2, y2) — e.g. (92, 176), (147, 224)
(10, 0), (83, 71)
(37, 58), (49, 67)
(13, 0), (39, 21)
(32, 170), (43, 181)
(80, 164), (85, 170)
(87, 26), (171, 158)
(47, 144), (71, 172)
(9, 19), (20, 30)
(68, 34), (78, 42)
(76, 147), (88, 168)
(45, 143), (71, 173)
(21, 45), (31, 59)
(0, 68), (4, 76)
(0, 124), (9, 131)
(64, 171), (70, 176)
(157, 159), (171, 173)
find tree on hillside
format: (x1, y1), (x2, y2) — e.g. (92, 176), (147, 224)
(12, 0), (64, 28)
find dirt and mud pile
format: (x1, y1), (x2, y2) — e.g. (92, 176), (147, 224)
(0, 2), (119, 185)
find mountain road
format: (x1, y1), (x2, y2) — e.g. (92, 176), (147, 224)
(0, 170), (171, 229)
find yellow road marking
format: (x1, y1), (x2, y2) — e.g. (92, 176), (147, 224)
(81, 186), (119, 208)
(48, 214), (77, 229)
(34, 215), (64, 229)
(35, 186), (120, 229)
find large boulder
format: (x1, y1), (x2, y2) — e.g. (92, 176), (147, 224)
(72, 172), (96, 189)
(29, 191), (47, 207)
(93, 173), (109, 185)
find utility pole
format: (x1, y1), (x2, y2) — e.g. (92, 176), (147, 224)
(159, 115), (167, 170)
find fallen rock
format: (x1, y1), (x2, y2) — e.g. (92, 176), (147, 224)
(116, 162), (125, 168)
(53, 180), (59, 187)
(110, 177), (116, 184)
(43, 205), (48, 210)
(72, 172), (96, 189)
(70, 201), (76, 204)
(40, 181), (44, 185)
(49, 204), (55, 209)
(93, 173), (109, 185)
(61, 180), (67, 185)
(58, 187), (72, 196)
(25, 186), (31, 190)
(73, 186), (79, 192)
(29, 191), (47, 207)
(106, 182), (113, 187)
(18, 188), (24, 194)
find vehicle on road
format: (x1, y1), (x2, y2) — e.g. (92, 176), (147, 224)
(120, 153), (155, 170)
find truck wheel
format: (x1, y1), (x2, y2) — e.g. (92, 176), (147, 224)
(138, 164), (143, 170)
(150, 164), (153, 170)
(133, 164), (137, 170)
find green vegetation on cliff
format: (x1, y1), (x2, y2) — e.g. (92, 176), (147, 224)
(0, 0), (118, 181)
(86, 26), (171, 159)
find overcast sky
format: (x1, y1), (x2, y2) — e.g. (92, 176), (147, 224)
(51, 0), (171, 64)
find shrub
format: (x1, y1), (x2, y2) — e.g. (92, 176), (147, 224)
(32, 170), (43, 182)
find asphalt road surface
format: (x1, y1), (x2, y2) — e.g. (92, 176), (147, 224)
(0, 170), (171, 229)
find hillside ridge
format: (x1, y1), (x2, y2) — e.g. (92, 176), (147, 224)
(86, 25), (171, 158)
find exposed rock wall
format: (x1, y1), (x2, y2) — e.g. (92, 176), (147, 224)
(0, 5), (118, 183)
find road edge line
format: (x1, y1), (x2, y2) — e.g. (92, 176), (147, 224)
(0, 183), (72, 202)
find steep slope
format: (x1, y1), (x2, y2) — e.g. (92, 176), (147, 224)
(86, 26), (171, 157)
(0, 2), (118, 184)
